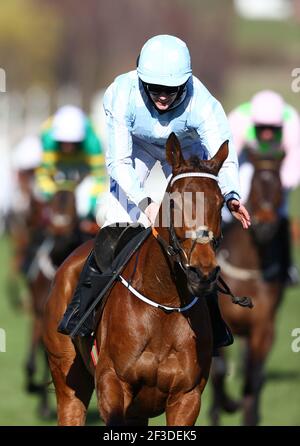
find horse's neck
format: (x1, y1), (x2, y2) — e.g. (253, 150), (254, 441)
(222, 222), (260, 269)
(136, 229), (184, 306)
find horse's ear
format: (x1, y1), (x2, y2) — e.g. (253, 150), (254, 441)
(166, 133), (186, 171)
(209, 140), (229, 174)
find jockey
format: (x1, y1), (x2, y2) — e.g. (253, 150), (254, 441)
(227, 90), (300, 284)
(11, 135), (42, 216)
(58, 35), (251, 348)
(35, 105), (107, 221)
(9, 136), (43, 281)
(96, 35), (250, 229)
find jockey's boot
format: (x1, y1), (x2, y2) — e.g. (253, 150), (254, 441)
(206, 291), (234, 354)
(57, 252), (98, 336)
(58, 223), (150, 337)
(280, 217), (300, 286)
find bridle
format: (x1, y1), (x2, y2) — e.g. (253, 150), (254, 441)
(72, 171), (252, 335)
(146, 170), (253, 310)
(154, 171), (222, 276)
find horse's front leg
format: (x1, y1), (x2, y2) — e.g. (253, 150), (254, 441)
(25, 312), (42, 393)
(243, 325), (274, 425)
(96, 367), (130, 426)
(210, 353), (241, 425)
(165, 387), (202, 426)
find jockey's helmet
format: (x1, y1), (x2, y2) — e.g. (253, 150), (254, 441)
(137, 35), (192, 87)
(52, 106), (86, 142)
(12, 136), (42, 171)
(251, 90), (284, 127)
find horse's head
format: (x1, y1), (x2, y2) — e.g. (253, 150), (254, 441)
(246, 150), (284, 244)
(48, 187), (78, 237)
(161, 133), (228, 295)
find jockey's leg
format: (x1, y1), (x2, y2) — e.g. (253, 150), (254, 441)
(59, 154), (157, 336)
(96, 152), (155, 228)
(205, 291), (234, 354)
(57, 251), (98, 336)
(75, 175), (96, 219)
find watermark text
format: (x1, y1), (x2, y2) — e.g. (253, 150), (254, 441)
(291, 68), (300, 93)
(291, 328), (300, 353)
(0, 328), (6, 353)
(0, 68), (6, 92)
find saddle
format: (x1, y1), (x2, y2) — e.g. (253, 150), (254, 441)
(94, 223), (146, 272)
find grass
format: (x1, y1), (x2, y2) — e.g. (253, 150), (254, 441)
(234, 16), (300, 62)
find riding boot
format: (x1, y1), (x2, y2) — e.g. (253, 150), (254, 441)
(205, 291), (234, 354)
(57, 224), (152, 337)
(57, 252), (100, 336)
(279, 217), (300, 286)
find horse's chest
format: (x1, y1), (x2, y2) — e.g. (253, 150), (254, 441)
(132, 345), (199, 393)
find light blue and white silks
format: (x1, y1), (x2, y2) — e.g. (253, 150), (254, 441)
(96, 71), (241, 227)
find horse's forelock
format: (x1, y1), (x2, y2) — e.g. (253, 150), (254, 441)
(181, 155), (216, 175)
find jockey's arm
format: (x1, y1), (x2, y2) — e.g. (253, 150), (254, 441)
(34, 119), (59, 201)
(281, 105), (300, 190)
(227, 103), (251, 158)
(34, 159), (57, 202)
(194, 96), (251, 229)
(83, 120), (108, 216)
(103, 80), (150, 208)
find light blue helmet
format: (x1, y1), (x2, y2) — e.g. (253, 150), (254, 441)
(137, 35), (192, 87)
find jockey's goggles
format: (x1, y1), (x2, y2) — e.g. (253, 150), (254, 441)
(146, 83), (180, 96)
(254, 125), (283, 143)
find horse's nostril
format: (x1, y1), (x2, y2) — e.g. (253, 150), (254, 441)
(187, 265), (219, 284)
(187, 267), (201, 282)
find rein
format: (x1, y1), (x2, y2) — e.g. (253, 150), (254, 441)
(217, 276), (253, 308)
(119, 171), (253, 312)
(119, 274), (200, 313)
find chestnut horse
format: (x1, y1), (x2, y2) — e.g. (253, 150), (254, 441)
(25, 187), (91, 417)
(210, 152), (286, 425)
(43, 134), (229, 426)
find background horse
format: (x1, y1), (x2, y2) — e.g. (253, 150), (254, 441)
(43, 134), (229, 426)
(7, 174), (47, 309)
(210, 152), (286, 425)
(25, 186), (96, 418)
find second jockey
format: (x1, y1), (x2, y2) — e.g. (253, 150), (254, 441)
(227, 90), (300, 284)
(35, 105), (107, 221)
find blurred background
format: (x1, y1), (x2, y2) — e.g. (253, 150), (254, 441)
(0, 0), (299, 426)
